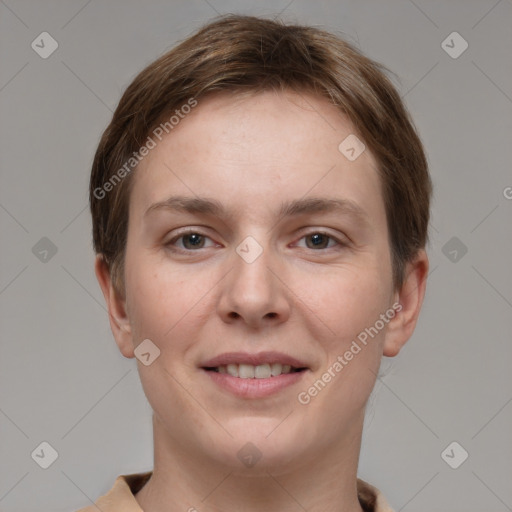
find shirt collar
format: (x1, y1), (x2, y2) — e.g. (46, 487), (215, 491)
(79, 471), (395, 512)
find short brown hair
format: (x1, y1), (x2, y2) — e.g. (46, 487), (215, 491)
(90, 14), (432, 296)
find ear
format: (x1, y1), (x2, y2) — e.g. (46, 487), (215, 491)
(383, 249), (429, 357)
(94, 254), (135, 358)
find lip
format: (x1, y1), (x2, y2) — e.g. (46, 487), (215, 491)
(202, 368), (308, 399)
(201, 351), (308, 369)
(200, 351), (309, 399)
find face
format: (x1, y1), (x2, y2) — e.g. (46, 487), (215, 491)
(100, 89), (423, 474)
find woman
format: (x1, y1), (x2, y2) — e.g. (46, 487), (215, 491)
(81, 14), (431, 512)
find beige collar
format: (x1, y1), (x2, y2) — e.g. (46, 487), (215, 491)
(75, 471), (395, 512)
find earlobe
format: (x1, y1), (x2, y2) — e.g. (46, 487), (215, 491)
(94, 255), (135, 359)
(383, 250), (429, 357)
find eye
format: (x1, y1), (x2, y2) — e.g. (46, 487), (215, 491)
(165, 229), (347, 253)
(165, 230), (217, 251)
(295, 231), (346, 250)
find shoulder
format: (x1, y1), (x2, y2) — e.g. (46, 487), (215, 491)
(357, 478), (395, 512)
(73, 471), (152, 512)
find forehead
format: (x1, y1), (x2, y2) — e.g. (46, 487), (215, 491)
(129, 89), (385, 229)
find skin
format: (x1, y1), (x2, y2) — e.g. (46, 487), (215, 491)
(95, 89), (428, 512)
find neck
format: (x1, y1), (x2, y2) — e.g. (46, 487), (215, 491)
(135, 414), (366, 512)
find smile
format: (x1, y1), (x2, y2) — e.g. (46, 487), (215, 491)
(205, 363), (304, 378)
(200, 351), (310, 398)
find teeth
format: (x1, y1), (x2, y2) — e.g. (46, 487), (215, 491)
(238, 364), (255, 379)
(254, 364), (271, 378)
(226, 364), (238, 377)
(214, 363), (298, 378)
(270, 363), (282, 376)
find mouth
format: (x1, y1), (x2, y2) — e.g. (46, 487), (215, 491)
(203, 363), (307, 378)
(200, 351), (309, 398)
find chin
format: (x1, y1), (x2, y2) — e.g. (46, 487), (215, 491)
(206, 417), (311, 471)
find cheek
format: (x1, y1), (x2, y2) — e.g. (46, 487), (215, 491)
(125, 253), (215, 365)
(125, 252), (186, 342)
(302, 274), (387, 413)
(314, 262), (390, 337)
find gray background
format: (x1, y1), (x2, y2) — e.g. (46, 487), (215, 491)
(1, 1), (511, 511)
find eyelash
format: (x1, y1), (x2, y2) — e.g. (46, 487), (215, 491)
(165, 229), (348, 253)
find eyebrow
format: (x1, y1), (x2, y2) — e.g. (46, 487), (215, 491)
(143, 195), (370, 226)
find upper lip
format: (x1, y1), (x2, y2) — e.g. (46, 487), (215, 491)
(201, 351), (308, 369)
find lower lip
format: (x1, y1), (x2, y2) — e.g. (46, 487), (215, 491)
(202, 369), (307, 398)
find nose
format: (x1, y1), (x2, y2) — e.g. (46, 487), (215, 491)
(216, 238), (291, 329)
